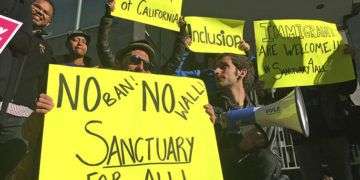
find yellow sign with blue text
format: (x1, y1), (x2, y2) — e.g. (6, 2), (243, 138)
(186, 16), (246, 55)
(254, 19), (355, 88)
(39, 65), (223, 180)
(112, 0), (182, 32)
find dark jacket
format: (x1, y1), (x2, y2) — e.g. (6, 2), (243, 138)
(211, 93), (281, 180)
(161, 22), (190, 75)
(1, 29), (53, 110)
(211, 93), (255, 149)
(0, 0), (48, 111)
(97, 16), (117, 68)
(0, 0), (33, 95)
(53, 55), (97, 67)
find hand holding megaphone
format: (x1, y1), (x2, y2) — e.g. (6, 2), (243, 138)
(219, 87), (310, 137)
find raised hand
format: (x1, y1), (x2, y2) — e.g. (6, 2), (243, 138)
(105, 0), (116, 16)
(178, 17), (192, 47)
(238, 40), (250, 52)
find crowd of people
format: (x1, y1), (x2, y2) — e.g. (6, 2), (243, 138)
(0, 0), (359, 180)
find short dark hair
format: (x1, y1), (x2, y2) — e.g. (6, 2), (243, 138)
(66, 30), (91, 45)
(216, 53), (256, 92)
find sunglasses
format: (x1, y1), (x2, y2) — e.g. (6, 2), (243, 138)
(124, 56), (152, 71)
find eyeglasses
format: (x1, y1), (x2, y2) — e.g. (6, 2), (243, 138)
(124, 56), (152, 71)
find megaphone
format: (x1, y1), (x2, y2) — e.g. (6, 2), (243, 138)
(222, 87), (310, 137)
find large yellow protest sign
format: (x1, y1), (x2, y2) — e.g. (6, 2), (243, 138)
(254, 19), (355, 88)
(112, 0), (182, 32)
(186, 16), (246, 55)
(39, 65), (223, 180)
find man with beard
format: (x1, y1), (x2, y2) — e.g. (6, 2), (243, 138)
(204, 54), (282, 180)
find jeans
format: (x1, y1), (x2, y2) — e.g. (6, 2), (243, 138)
(0, 113), (28, 179)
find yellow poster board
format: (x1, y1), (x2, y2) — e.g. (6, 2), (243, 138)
(112, 0), (182, 32)
(39, 65), (223, 180)
(186, 16), (246, 55)
(254, 19), (355, 88)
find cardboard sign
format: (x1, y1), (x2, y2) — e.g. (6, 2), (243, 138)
(254, 19), (355, 88)
(0, 15), (22, 54)
(39, 65), (223, 180)
(186, 16), (246, 55)
(112, 0), (182, 32)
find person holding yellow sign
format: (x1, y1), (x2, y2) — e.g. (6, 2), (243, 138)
(0, 0), (55, 179)
(97, 0), (156, 73)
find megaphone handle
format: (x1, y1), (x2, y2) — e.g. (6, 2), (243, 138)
(218, 113), (228, 129)
(226, 107), (258, 130)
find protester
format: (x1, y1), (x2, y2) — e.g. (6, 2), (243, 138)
(97, 0), (155, 73)
(0, 0), (55, 178)
(11, 29), (93, 179)
(0, 0), (32, 176)
(204, 54), (282, 180)
(53, 30), (97, 67)
(161, 18), (283, 179)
